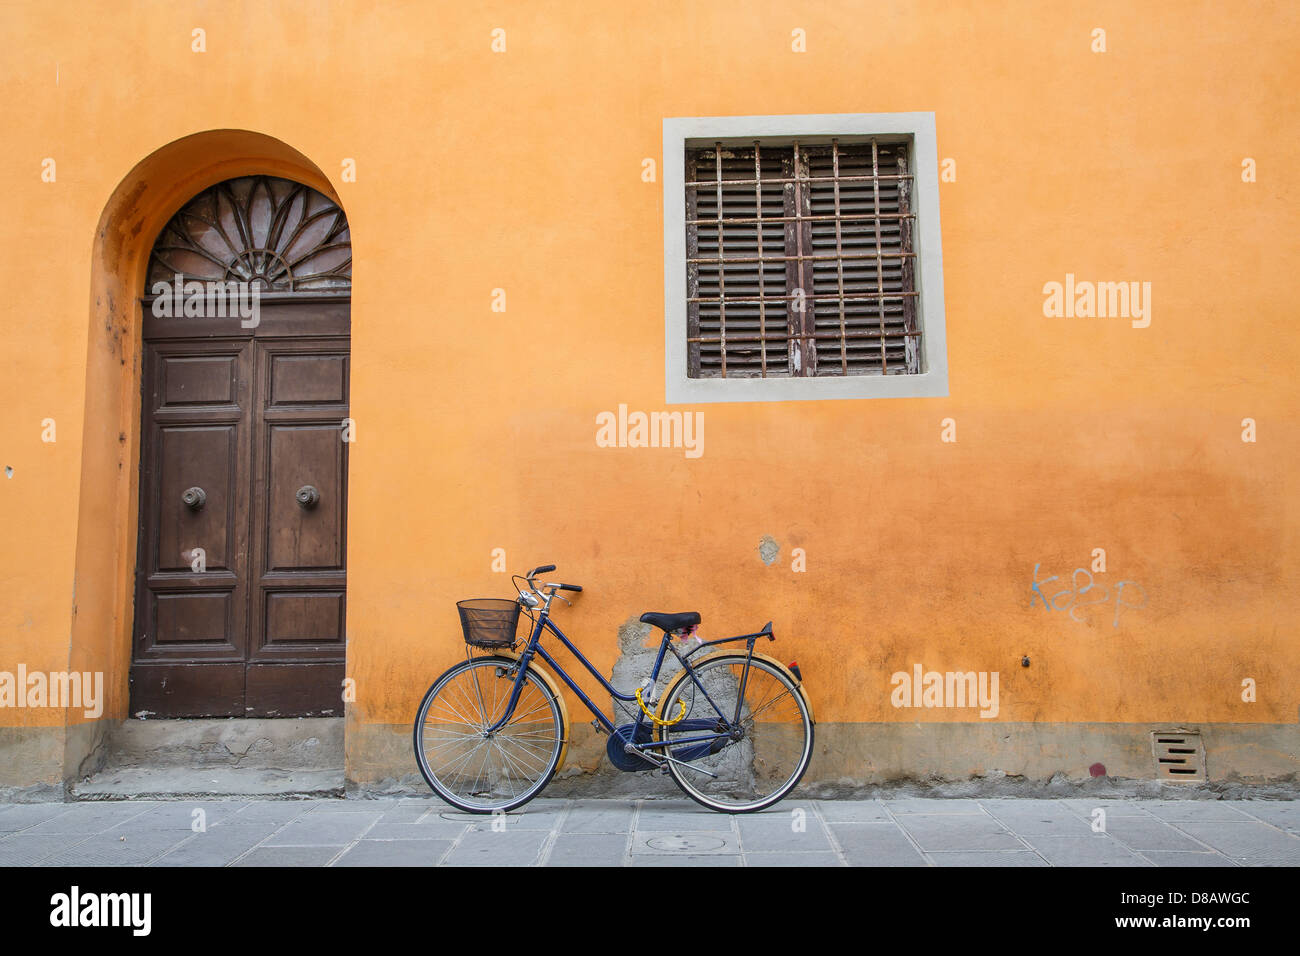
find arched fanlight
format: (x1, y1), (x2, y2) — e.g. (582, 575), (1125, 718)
(147, 175), (351, 292)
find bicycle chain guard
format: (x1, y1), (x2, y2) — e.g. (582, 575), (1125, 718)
(606, 723), (656, 772)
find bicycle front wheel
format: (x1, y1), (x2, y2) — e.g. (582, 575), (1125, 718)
(413, 656), (564, 813)
(655, 654), (813, 813)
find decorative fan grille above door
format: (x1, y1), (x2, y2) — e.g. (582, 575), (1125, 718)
(147, 175), (351, 292)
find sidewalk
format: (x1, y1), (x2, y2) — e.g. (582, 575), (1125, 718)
(2, 797), (1298, 867)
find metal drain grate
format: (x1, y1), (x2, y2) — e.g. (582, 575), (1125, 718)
(1151, 731), (1207, 782)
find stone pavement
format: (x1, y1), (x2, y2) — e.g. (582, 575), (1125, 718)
(1, 797), (1298, 867)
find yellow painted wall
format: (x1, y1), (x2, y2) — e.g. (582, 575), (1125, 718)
(1, 1), (1297, 782)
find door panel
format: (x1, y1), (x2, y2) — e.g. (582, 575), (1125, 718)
(160, 354), (239, 406)
(155, 425), (238, 572)
(265, 425), (346, 570)
(151, 590), (234, 646)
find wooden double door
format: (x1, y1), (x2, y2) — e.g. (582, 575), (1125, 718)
(130, 297), (350, 717)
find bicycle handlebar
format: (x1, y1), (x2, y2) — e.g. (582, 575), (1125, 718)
(524, 565), (582, 595)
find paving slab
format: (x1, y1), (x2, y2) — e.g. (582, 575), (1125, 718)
(42, 830), (186, 866)
(233, 846), (342, 867)
(828, 822), (928, 866)
(546, 833), (629, 866)
(980, 802), (1094, 836)
(0, 804), (84, 831)
(747, 851), (843, 867)
(105, 801), (251, 832)
(0, 834), (93, 866)
(815, 800), (892, 823)
(226, 802), (317, 826)
(561, 801), (636, 833)
(928, 850), (1049, 867)
(364, 821), (470, 841)
(1229, 802), (1300, 832)
(1101, 817), (1213, 852)
(1142, 801), (1255, 822)
(1021, 835), (1151, 866)
(333, 839), (454, 866)
(630, 854), (740, 866)
(152, 825), (280, 866)
(737, 812), (833, 851)
(1171, 822), (1300, 865)
(442, 827), (550, 866)
(634, 800), (718, 829)
(261, 811), (383, 846)
(1139, 851), (1237, 867)
(21, 803), (155, 835)
(898, 813), (1024, 852)
(882, 798), (987, 815)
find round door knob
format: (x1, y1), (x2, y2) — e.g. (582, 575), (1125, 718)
(182, 487), (206, 510)
(296, 485), (320, 509)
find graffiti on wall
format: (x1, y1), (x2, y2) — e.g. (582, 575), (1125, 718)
(1030, 563), (1147, 628)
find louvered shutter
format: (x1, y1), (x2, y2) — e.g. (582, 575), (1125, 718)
(687, 146), (791, 377)
(806, 142), (918, 375)
(686, 138), (918, 379)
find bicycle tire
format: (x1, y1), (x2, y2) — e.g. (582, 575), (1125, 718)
(413, 655), (564, 814)
(655, 653), (813, 813)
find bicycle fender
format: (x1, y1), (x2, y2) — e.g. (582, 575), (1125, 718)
(495, 651), (571, 771)
(659, 651), (815, 724)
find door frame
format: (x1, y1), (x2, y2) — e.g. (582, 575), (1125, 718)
(67, 132), (353, 782)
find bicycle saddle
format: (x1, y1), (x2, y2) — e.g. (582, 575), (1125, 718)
(639, 611), (701, 632)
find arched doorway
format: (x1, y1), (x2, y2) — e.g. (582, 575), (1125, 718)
(130, 175), (352, 717)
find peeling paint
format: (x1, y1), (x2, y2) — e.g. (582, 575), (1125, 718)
(758, 535), (780, 566)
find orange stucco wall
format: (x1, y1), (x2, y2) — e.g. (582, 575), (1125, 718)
(1, 1), (1297, 785)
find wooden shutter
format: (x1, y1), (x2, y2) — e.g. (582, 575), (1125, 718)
(688, 146), (791, 377)
(686, 138), (918, 379)
(806, 141), (918, 375)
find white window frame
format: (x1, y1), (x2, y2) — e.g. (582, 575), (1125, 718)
(663, 112), (949, 403)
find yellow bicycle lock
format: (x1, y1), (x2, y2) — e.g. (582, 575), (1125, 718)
(635, 687), (685, 726)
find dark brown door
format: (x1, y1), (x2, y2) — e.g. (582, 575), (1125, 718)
(130, 299), (350, 717)
(130, 175), (353, 717)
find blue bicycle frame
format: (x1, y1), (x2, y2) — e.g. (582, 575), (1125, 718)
(483, 604), (776, 761)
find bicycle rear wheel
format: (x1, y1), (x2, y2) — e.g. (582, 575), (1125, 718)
(655, 654), (813, 813)
(413, 656), (564, 813)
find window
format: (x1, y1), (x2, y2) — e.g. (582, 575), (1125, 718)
(664, 114), (948, 403)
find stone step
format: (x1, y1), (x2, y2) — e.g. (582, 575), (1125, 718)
(72, 766), (343, 800)
(95, 718), (344, 771)
(72, 718), (345, 800)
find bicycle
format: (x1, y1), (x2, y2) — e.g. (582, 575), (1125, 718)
(413, 564), (814, 814)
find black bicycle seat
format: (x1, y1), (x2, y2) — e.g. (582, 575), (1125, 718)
(639, 611), (701, 632)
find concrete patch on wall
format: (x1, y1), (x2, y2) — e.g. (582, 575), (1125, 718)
(0, 726), (67, 800)
(758, 535), (780, 566)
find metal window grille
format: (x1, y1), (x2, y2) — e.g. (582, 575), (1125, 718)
(685, 139), (919, 379)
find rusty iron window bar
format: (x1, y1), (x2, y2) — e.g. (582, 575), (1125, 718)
(685, 138), (919, 379)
